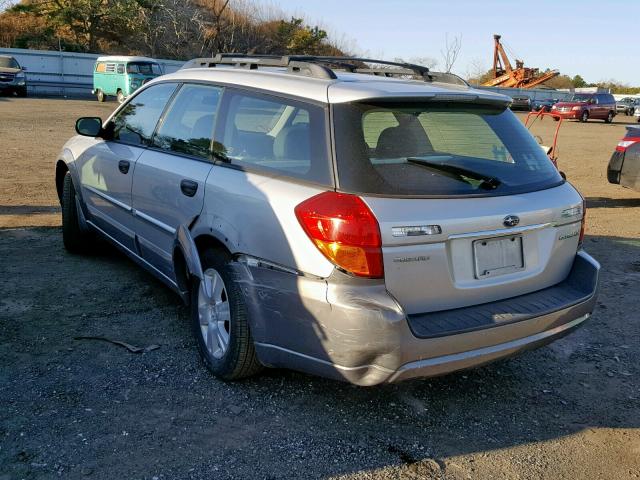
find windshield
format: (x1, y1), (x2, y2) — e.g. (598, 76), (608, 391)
(0, 57), (20, 69)
(569, 94), (592, 102)
(126, 62), (162, 75)
(332, 101), (563, 197)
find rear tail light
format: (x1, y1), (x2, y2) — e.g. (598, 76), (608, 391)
(295, 191), (383, 278)
(615, 137), (640, 152)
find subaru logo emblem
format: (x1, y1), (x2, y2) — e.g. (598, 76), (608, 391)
(503, 215), (520, 227)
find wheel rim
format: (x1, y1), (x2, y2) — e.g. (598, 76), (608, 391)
(582, 112), (588, 121)
(198, 268), (231, 359)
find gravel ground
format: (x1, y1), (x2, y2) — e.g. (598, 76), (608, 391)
(1, 97), (639, 480)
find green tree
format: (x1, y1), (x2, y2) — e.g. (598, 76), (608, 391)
(274, 17), (328, 55)
(572, 74), (587, 88)
(32, 0), (154, 52)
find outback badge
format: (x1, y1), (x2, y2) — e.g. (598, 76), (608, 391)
(503, 215), (520, 227)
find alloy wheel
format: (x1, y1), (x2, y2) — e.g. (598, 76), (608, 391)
(197, 268), (231, 359)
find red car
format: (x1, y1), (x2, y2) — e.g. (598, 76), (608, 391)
(551, 92), (616, 123)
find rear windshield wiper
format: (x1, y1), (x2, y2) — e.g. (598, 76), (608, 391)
(406, 157), (501, 190)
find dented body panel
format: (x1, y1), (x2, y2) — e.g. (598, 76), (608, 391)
(230, 251), (599, 386)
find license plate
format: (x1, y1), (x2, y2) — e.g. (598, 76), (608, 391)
(473, 235), (524, 279)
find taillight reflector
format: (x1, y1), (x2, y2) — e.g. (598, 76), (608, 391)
(295, 192), (383, 278)
(615, 137), (640, 152)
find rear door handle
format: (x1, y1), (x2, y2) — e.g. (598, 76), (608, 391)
(118, 160), (130, 174)
(180, 179), (198, 197)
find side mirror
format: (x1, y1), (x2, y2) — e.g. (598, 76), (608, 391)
(75, 117), (102, 137)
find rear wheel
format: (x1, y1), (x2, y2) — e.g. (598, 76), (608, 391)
(116, 90), (125, 104)
(580, 111), (589, 123)
(61, 172), (92, 253)
(96, 89), (105, 102)
(605, 111), (614, 123)
(190, 249), (263, 380)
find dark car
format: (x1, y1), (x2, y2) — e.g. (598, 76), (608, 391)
(608, 126), (640, 192)
(510, 95), (531, 111)
(551, 92), (616, 123)
(0, 55), (27, 97)
(532, 98), (558, 112)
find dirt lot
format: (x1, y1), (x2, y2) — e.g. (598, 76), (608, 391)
(1, 97), (639, 480)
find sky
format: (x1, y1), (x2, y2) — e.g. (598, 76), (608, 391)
(273, 0), (640, 85)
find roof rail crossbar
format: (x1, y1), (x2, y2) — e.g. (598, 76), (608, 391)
(181, 53), (337, 79)
(178, 54), (469, 85)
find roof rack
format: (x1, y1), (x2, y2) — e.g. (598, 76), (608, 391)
(180, 54), (468, 86)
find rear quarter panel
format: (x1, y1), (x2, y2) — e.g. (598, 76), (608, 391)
(192, 166), (336, 278)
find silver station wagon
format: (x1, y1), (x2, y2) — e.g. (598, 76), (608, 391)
(55, 55), (600, 385)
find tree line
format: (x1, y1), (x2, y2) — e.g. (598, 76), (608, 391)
(0, 0), (347, 59)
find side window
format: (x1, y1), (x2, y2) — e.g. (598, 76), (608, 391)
(219, 91), (331, 185)
(105, 63), (116, 73)
(95, 62), (106, 73)
(110, 83), (177, 146)
(117, 64), (125, 74)
(153, 84), (222, 159)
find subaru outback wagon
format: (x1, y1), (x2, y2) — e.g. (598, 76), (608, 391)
(55, 55), (600, 385)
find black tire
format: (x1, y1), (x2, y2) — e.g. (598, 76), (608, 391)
(605, 111), (614, 124)
(116, 90), (125, 104)
(16, 87), (27, 98)
(96, 89), (105, 102)
(61, 172), (92, 253)
(190, 248), (263, 380)
(580, 110), (589, 123)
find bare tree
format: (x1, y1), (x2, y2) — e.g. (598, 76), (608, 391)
(441, 33), (462, 73)
(464, 57), (487, 83)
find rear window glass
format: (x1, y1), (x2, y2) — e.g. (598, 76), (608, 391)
(218, 91), (332, 185)
(333, 102), (563, 197)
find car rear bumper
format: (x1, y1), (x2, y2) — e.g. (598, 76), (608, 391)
(236, 250), (599, 386)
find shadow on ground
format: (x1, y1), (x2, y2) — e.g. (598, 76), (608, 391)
(1, 227), (638, 479)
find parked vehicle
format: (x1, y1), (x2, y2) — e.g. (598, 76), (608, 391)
(551, 92), (616, 123)
(634, 102), (640, 123)
(616, 97), (636, 116)
(93, 56), (162, 103)
(509, 95), (531, 111)
(0, 55), (27, 97)
(56, 55), (599, 385)
(531, 98), (558, 112)
(608, 126), (640, 192)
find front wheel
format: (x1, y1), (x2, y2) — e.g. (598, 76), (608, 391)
(61, 172), (93, 253)
(116, 90), (125, 104)
(605, 111), (614, 123)
(96, 89), (105, 102)
(190, 249), (263, 381)
(580, 111), (589, 123)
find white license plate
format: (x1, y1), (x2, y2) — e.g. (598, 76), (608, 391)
(473, 235), (524, 279)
